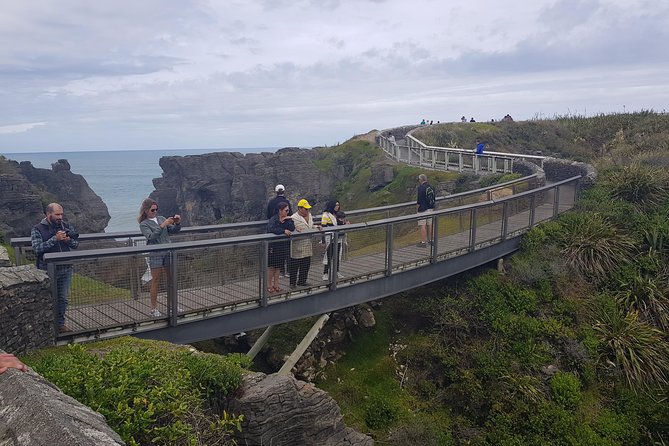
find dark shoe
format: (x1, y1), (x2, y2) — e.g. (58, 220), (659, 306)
(297, 282), (311, 287)
(289, 284), (297, 290)
(417, 242), (427, 247)
(59, 325), (73, 333)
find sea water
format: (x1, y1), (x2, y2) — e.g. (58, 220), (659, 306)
(2, 148), (276, 233)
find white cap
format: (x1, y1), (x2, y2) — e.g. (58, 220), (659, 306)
(275, 184), (285, 192)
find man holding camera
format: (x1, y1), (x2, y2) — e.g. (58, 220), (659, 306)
(31, 202), (79, 333)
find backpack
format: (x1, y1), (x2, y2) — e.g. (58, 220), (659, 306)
(425, 184), (436, 208)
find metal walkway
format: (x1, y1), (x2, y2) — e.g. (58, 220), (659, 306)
(33, 176), (579, 345)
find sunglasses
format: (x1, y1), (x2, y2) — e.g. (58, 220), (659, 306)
(149, 208), (158, 212)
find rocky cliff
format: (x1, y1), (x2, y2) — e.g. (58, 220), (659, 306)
(0, 157), (110, 238)
(150, 148), (333, 225)
(150, 137), (392, 226)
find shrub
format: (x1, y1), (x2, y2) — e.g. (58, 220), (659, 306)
(612, 258), (669, 330)
(550, 372), (582, 409)
(604, 163), (669, 208)
(25, 338), (246, 446)
(553, 213), (635, 281)
(592, 305), (669, 391)
(364, 396), (398, 429)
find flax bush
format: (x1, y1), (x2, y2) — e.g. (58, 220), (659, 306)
(553, 213), (635, 281)
(604, 163), (669, 209)
(592, 304), (669, 391)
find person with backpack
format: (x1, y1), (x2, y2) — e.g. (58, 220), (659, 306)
(416, 174), (436, 247)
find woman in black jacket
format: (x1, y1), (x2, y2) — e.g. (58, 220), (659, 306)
(266, 202), (295, 293)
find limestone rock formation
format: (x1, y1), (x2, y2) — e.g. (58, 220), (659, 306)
(150, 147), (340, 225)
(226, 372), (373, 446)
(0, 157), (110, 238)
(0, 350), (125, 446)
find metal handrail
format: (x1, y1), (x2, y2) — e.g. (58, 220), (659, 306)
(44, 175), (576, 263)
(39, 174), (580, 342)
(11, 174), (540, 261)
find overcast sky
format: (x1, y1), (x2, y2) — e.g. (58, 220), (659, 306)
(1, 0), (668, 152)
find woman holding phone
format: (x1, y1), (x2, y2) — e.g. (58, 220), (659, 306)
(138, 198), (181, 316)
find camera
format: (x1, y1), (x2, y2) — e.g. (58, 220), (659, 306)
(58, 221), (79, 240)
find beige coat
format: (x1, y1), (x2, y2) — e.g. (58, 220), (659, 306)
(290, 211), (315, 259)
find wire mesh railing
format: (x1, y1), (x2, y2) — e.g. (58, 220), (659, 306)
(42, 176), (580, 340)
(10, 174), (541, 265)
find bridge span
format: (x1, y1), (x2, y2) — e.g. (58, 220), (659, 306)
(12, 173), (580, 345)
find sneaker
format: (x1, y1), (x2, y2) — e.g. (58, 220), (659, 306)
(417, 241), (427, 247)
(322, 274), (328, 281)
(150, 308), (162, 317)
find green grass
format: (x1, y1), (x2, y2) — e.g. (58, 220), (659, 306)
(316, 302), (453, 441)
(70, 273), (132, 304)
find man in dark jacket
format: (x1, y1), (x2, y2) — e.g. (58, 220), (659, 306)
(31, 202), (79, 333)
(416, 174), (435, 247)
(266, 184), (292, 219)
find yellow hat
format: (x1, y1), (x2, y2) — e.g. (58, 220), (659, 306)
(297, 199), (312, 209)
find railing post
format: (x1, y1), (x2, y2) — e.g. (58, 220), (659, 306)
(260, 240), (268, 307)
(529, 193), (537, 227)
(553, 185), (560, 218)
(385, 224), (393, 277)
(329, 232), (339, 291)
(469, 209), (477, 252)
(459, 153), (464, 172)
(168, 250), (178, 326)
(501, 202), (509, 240)
(430, 215), (438, 263)
(47, 262), (59, 336)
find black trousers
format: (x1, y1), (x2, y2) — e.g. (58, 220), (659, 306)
(289, 257), (311, 286)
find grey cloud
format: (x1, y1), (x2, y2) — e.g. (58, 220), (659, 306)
(0, 54), (186, 80)
(538, 0), (600, 29)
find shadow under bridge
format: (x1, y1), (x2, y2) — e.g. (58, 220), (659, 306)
(44, 176), (580, 345)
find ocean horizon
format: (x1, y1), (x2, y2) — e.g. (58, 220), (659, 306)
(2, 147), (280, 233)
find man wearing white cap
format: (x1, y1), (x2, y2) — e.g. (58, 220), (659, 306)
(266, 184), (292, 220)
(289, 199), (316, 288)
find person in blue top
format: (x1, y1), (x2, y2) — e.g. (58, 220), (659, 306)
(138, 198), (181, 317)
(475, 139), (485, 155)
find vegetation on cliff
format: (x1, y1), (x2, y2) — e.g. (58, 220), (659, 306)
(23, 337), (249, 446)
(315, 112), (669, 445)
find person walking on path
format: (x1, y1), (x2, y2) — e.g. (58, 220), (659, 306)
(31, 202), (79, 333)
(267, 202), (295, 293)
(266, 184), (292, 219)
(138, 198), (182, 317)
(416, 174), (436, 247)
(475, 138), (485, 155)
(289, 199), (317, 289)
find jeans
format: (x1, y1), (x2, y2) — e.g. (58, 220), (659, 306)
(55, 266), (73, 327)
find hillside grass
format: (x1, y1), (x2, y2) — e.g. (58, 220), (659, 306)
(316, 113), (669, 445)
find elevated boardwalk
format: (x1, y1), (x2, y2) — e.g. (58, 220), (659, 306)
(12, 173), (579, 345)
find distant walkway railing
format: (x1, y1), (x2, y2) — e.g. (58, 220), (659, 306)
(377, 132), (547, 173)
(41, 175), (579, 343)
(11, 174), (542, 265)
